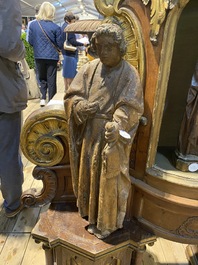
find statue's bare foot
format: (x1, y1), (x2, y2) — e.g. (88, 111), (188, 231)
(87, 224), (97, 234)
(94, 230), (111, 239)
(88, 225), (112, 239)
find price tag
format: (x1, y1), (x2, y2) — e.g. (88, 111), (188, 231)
(188, 163), (198, 172)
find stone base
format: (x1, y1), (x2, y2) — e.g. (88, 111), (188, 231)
(32, 203), (156, 265)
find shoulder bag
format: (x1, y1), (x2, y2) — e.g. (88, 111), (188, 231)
(64, 33), (77, 52)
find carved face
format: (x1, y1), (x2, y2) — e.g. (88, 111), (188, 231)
(95, 34), (122, 68)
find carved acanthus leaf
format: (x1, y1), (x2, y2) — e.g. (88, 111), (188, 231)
(94, 0), (114, 16)
(141, 0), (179, 43)
(175, 217), (198, 238)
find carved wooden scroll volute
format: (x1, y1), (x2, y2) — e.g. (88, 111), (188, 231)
(20, 104), (70, 207)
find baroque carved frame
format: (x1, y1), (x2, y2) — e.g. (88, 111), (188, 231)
(146, 0), (190, 171)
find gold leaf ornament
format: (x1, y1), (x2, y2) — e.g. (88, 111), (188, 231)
(141, 0), (179, 43)
(94, 0), (120, 16)
(20, 105), (68, 167)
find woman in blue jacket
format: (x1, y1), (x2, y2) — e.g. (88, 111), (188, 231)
(28, 2), (63, 107)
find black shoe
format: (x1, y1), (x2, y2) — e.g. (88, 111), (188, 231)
(5, 204), (24, 218)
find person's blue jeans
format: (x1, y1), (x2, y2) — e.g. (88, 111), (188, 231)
(0, 111), (23, 212)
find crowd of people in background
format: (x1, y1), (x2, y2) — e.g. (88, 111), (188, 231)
(21, 2), (90, 106)
(27, 2), (63, 107)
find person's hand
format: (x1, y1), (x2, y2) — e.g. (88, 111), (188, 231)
(105, 122), (119, 143)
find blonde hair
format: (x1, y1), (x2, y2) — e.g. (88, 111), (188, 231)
(36, 2), (55, 21)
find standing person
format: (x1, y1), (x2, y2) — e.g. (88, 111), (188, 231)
(64, 23), (144, 239)
(21, 23), (27, 34)
(26, 4), (41, 42)
(28, 2), (63, 107)
(61, 12), (85, 91)
(26, 4), (41, 88)
(0, 0), (28, 217)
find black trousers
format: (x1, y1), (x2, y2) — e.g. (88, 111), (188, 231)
(35, 59), (58, 100)
(0, 111), (23, 211)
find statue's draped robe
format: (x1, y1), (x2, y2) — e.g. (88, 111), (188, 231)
(178, 75), (198, 158)
(64, 58), (143, 233)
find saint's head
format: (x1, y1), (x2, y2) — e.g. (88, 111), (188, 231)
(91, 23), (127, 68)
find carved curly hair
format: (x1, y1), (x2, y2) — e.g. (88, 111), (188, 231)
(91, 23), (127, 57)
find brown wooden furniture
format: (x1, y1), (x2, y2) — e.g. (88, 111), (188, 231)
(20, 0), (198, 264)
(32, 203), (156, 265)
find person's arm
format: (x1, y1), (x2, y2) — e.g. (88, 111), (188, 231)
(26, 20), (32, 42)
(68, 33), (84, 47)
(55, 26), (64, 50)
(28, 22), (34, 46)
(0, 0), (25, 62)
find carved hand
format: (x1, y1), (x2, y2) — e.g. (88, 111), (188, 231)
(105, 121), (119, 143)
(74, 100), (99, 124)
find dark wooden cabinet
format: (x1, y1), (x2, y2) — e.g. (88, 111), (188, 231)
(125, 0), (198, 244)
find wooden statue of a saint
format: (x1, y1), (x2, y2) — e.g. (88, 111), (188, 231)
(176, 61), (198, 172)
(64, 23), (144, 239)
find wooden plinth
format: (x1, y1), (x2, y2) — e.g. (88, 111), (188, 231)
(32, 203), (156, 265)
(174, 152), (198, 172)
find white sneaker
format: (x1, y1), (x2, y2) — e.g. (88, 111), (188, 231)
(40, 99), (46, 107)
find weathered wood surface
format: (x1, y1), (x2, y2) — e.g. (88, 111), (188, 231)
(0, 70), (190, 265)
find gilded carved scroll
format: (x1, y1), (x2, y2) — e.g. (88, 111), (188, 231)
(21, 167), (57, 207)
(95, 0), (190, 44)
(20, 104), (69, 207)
(20, 104), (68, 167)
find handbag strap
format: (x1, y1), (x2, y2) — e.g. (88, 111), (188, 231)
(65, 32), (69, 43)
(37, 20), (61, 53)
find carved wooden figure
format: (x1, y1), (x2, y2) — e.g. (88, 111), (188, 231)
(176, 61), (198, 172)
(64, 23), (144, 239)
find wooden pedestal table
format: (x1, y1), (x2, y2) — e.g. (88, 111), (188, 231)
(32, 203), (156, 265)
